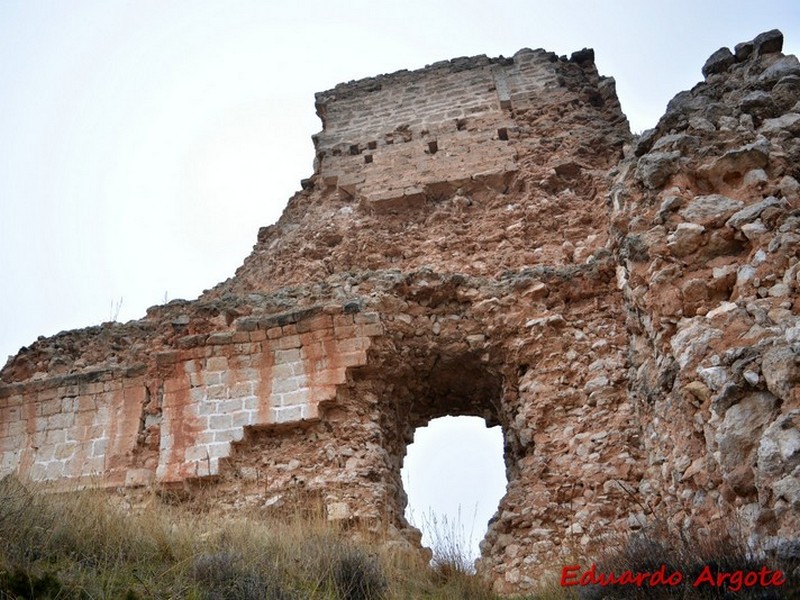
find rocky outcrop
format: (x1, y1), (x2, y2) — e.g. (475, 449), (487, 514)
(1, 32), (797, 594)
(611, 27), (800, 560)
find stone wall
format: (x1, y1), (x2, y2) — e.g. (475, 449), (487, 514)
(1, 31), (797, 595)
(313, 49), (565, 211)
(1, 306), (380, 488)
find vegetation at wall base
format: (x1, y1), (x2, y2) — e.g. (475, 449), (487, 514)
(1, 476), (797, 599)
(0, 476), (500, 600)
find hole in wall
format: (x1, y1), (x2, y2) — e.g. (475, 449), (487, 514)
(497, 127), (509, 141)
(428, 140), (438, 154)
(401, 415), (507, 570)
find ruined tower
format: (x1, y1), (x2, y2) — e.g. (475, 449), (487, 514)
(2, 31), (798, 594)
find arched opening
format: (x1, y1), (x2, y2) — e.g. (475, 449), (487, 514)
(401, 415), (507, 570)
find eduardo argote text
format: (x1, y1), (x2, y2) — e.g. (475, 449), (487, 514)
(561, 563), (786, 593)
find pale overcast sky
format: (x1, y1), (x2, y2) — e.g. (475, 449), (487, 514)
(1, 0), (798, 562)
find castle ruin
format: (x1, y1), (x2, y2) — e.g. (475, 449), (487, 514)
(1, 30), (799, 593)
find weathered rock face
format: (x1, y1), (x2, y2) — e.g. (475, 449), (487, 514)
(0, 32), (797, 594)
(611, 27), (800, 559)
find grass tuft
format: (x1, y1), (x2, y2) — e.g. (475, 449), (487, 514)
(0, 475), (499, 599)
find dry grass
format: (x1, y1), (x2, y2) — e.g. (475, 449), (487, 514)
(0, 476), (501, 599)
(3, 476), (796, 599)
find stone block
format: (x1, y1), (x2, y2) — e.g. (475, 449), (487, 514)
(337, 351), (368, 367)
(206, 384), (227, 400)
(243, 396), (260, 411)
(47, 412), (75, 430)
(191, 457), (220, 477)
(1, 451), (20, 472)
(272, 376), (305, 395)
(333, 324), (358, 340)
(214, 428), (244, 443)
(361, 323), (383, 336)
(315, 369), (347, 386)
(336, 337), (369, 353)
(271, 363), (295, 379)
(250, 330), (267, 342)
(207, 332), (235, 345)
(333, 314), (355, 328)
(277, 334), (302, 349)
(35, 444), (56, 462)
(206, 443), (231, 459)
(77, 395), (98, 412)
(45, 460), (65, 480)
(45, 429), (66, 444)
(274, 349), (302, 365)
(232, 410), (255, 428)
(217, 398), (244, 413)
(155, 351), (180, 366)
(278, 389), (310, 408)
(164, 377), (190, 394)
(206, 356), (229, 371)
(184, 445), (211, 461)
(28, 462), (47, 481)
(353, 312), (380, 325)
(91, 439), (108, 457)
(228, 382), (254, 398)
(296, 314), (333, 334)
(208, 414), (232, 430)
(271, 406), (303, 424)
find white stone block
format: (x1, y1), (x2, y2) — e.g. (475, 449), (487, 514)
(208, 414), (233, 430)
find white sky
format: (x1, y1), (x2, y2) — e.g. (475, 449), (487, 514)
(1, 0), (798, 560)
(402, 416), (506, 565)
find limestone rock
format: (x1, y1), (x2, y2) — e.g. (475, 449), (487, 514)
(726, 196), (785, 230)
(679, 194), (744, 226)
(635, 151), (681, 189)
(758, 55), (800, 84)
(716, 392), (778, 471)
(761, 344), (799, 401)
(667, 222), (705, 257)
(754, 29), (784, 56)
(702, 47), (735, 78)
(757, 411), (800, 477)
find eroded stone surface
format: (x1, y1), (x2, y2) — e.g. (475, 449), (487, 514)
(1, 31), (798, 594)
(611, 29), (800, 573)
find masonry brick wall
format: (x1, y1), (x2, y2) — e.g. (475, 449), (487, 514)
(313, 48), (559, 210)
(0, 308), (382, 487)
